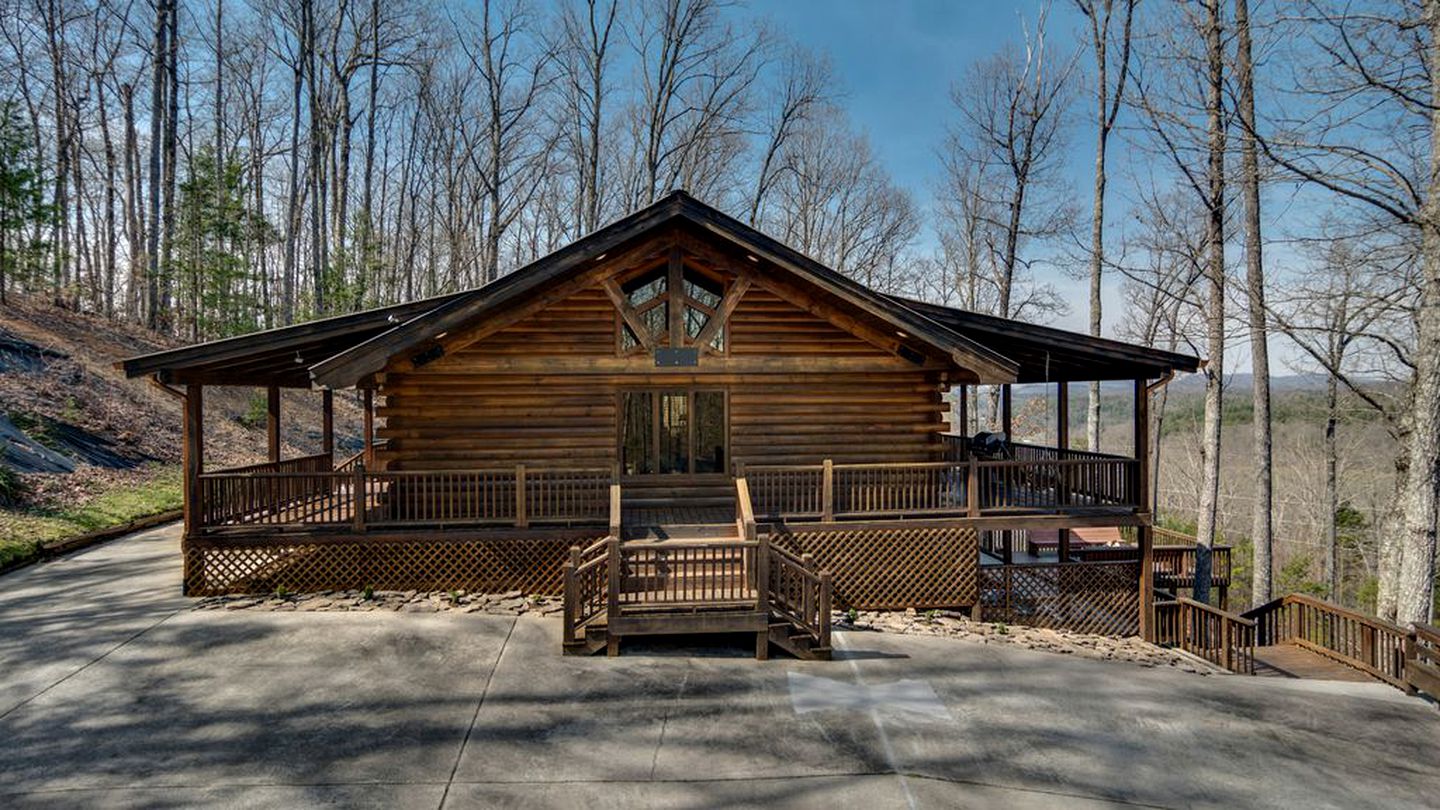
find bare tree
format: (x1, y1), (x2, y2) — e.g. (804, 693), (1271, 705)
(1073, 0), (1136, 453)
(1234, 0), (1274, 605)
(942, 3), (1077, 323)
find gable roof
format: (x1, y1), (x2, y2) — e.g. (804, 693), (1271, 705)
(304, 191), (1018, 387)
(119, 191), (1199, 388)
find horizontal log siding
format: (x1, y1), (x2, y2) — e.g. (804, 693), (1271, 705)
(377, 279), (945, 471)
(728, 287), (943, 466)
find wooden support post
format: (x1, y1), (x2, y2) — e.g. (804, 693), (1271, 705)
(515, 463), (528, 528)
(966, 458), (979, 517)
(1001, 384), (1013, 438)
(958, 385), (969, 439)
(1134, 378), (1150, 511)
(821, 458), (835, 522)
(756, 534), (771, 612)
(352, 462), (366, 532)
(182, 384), (204, 540)
(606, 536), (622, 657)
(362, 388), (374, 466)
(667, 246), (684, 347)
(1057, 382), (1071, 562)
(563, 546), (581, 644)
(321, 389), (334, 461)
(266, 385), (281, 463)
(1136, 379), (1154, 640)
(1404, 632), (1419, 696)
(818, 570), (833, 649)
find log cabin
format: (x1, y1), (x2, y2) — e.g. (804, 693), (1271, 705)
(121, 191), (1200, 659)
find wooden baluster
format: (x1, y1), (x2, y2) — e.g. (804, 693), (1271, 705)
(515, 464), (528, 529)
(821, 460), (834, 522)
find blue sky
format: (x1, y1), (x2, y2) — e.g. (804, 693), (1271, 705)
(759, 1), (1064, 203)
(756, 2), (1114, 332)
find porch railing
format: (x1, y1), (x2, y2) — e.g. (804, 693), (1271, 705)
(197, 463), (612, 530)
(1243, 593), (1411, 687)
(1153, 594), (1256, 674)
(561, 531), (832, 654)
(747, 450), (1138, 521)
(1073, 544), (1233, 588)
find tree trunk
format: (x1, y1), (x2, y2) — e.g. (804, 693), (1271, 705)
(1234, 0), (1273, 607)
(146, 0), (167, 329)
(1192, 0), (1227, 606)
(1392, 0), (1440, 625)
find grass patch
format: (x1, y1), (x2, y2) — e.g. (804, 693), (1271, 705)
(0, 466), (183, 569)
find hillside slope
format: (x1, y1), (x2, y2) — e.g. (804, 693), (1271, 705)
(0, 297), (363, 564)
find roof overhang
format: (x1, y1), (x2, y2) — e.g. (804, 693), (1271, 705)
(118, 192), (1201, 390)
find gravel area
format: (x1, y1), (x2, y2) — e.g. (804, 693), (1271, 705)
(193, 589), (564, 616)
(839, 608), (1217, 674)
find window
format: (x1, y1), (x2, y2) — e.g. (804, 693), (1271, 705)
(614, 262), (729, 354)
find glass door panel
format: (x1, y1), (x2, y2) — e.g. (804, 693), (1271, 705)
(658, 393), (690, 474)
(621, 391), (654, 475)
(693, 391), (725, 473)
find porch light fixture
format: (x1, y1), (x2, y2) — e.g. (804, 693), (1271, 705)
(294, 351), (304, 364)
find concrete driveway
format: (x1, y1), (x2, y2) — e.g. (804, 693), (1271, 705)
(0, 524), (1436, 809)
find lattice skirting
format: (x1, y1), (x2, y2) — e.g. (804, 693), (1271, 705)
(770, 526), (979, 610)
(979, 561), (1140, 637)
(183, 534), (599, 597)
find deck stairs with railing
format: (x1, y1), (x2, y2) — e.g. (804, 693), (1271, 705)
(563, 477), (833, 660)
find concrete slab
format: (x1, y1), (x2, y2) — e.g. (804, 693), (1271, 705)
(1, 524), (1437, 809)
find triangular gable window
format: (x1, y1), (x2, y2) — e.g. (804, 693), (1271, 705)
(612, 262), (731, 354)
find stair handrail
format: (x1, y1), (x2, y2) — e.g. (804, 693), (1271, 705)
(735, 476), (757, 542)
(1242, 593), (1411, 686)
(767, 543), (832, 652)
(562, 537), (612, 645)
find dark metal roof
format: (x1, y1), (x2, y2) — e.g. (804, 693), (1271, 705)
(118, 291), (471, 387)
(889, 296), (1201, 382)
(119, 192), (1201, 388)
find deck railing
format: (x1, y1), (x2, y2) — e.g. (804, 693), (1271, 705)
(561, 528), (832, 654)
(1073, 544), (1233, 588)
(617, 538), (762, 607)
(1153, 595), (1255, 674)
(1242, 593), (1411, 687)
(197, 463), (612, 530)
(1407, 624), (1440, 700)
(768, 544), (832, 650)
(747, 450), (1138, 521)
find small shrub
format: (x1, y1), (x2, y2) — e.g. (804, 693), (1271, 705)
(274, 585), (290, 599)
(0, 456), (26, 507)
(529, 593), (545, 605)
(447, 589), (462, 604)
(361, 585), (374, 600)
(845, 607), (859, 624)
(994, 622), (1009, 635)
(239, 392), (267, 429)
(923, 609), (939, 624)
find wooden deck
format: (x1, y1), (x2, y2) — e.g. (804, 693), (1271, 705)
(1253, 643), (1376, 682)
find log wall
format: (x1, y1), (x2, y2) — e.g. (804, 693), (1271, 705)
(376, 266), (947, 471)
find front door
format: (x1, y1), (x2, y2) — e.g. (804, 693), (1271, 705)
(620, 389), (727, 476)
